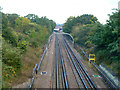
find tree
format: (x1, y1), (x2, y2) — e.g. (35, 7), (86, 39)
(63, 16), (75, 33)
(25, 14), (39, 22)
(2, 27), (18, 47)
(63, 14), (98, 33)
(7, 14), (19, 27)
(15, 17), (30, 33)
(76, 14), (98, 25)
(2, 13), (8, 29)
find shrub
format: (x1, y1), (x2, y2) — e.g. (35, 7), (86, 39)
(17, 40), (29, 53)
(2, 63), (17, 79)
(2, 40), (22, 70)
(2, 27), (18, 47)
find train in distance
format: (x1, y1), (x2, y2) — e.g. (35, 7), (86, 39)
(53, 28), (63, 32)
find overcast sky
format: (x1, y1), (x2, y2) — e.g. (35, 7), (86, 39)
(1, 0), (119, 24)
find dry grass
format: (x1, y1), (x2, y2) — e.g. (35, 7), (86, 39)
(8, 45), (45, 87)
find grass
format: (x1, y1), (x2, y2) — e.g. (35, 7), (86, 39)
(3, 45), (45, 87)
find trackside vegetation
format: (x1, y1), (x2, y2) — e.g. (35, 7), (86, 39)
(63, 10), (120, 77)
(2, 12), (56, 87)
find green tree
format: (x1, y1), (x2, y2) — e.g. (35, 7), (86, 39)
(7, 14), (19, 27)
(63, 16), (75, 33)
(63, 14), (98, 33)
(2, 27), (18, 47)
(2, 13), (8, 29)
(15, 17), (30, 33)
(25, 14), (39, 22)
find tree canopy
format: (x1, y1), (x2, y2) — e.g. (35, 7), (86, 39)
(2, 12), (56, 87)
(63, 14), (98, 33)
(63, 11), (119, 76)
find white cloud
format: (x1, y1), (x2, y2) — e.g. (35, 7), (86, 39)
(1, 0), (119, 24)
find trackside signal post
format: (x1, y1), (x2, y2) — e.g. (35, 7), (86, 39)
(89, 54), (95, 63)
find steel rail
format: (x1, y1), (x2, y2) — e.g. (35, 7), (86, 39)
(59, 56), (65, 88)
(75, 57), (93, 88)
(51, 52), (55, 89)
(62, 38), (81, 89)
(91, 61), (119, 89)
(28, 44), (47, 89)
(63, 37), (88, 89)
(57, 37), (69, 89)
(75, 43), (119, 89)
(28, 33), (54, 89)
(69, 46), (94, 88)
(55, 32), (74, 45)
(28, 64), (38, 89)
(57, 36), (65, 88)
(37, 44), (47, 72)
(55, 34), (59, 89)
(64, 38), (97, 89)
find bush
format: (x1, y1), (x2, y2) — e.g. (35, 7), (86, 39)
(2, 63), (17, 79)
(17, 40), (29, 53)
(31, 41), (38, 48)
(2, 27), (18, 47)
(2, 40), (22, 70)
(2, 63), (16, 88)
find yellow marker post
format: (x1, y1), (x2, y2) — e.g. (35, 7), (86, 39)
(89, 54), (95, 63)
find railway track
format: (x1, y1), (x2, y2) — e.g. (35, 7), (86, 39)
(63, 35), (97, 89)
(51, 33), (97, 89)
(51, 34), (68, 89)
(30, 32), (118, 89)
(74, 42), (119, 89)
(91, 61), (119, 89)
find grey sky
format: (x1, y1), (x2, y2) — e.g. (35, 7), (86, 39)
(1, 0), (119, 24)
